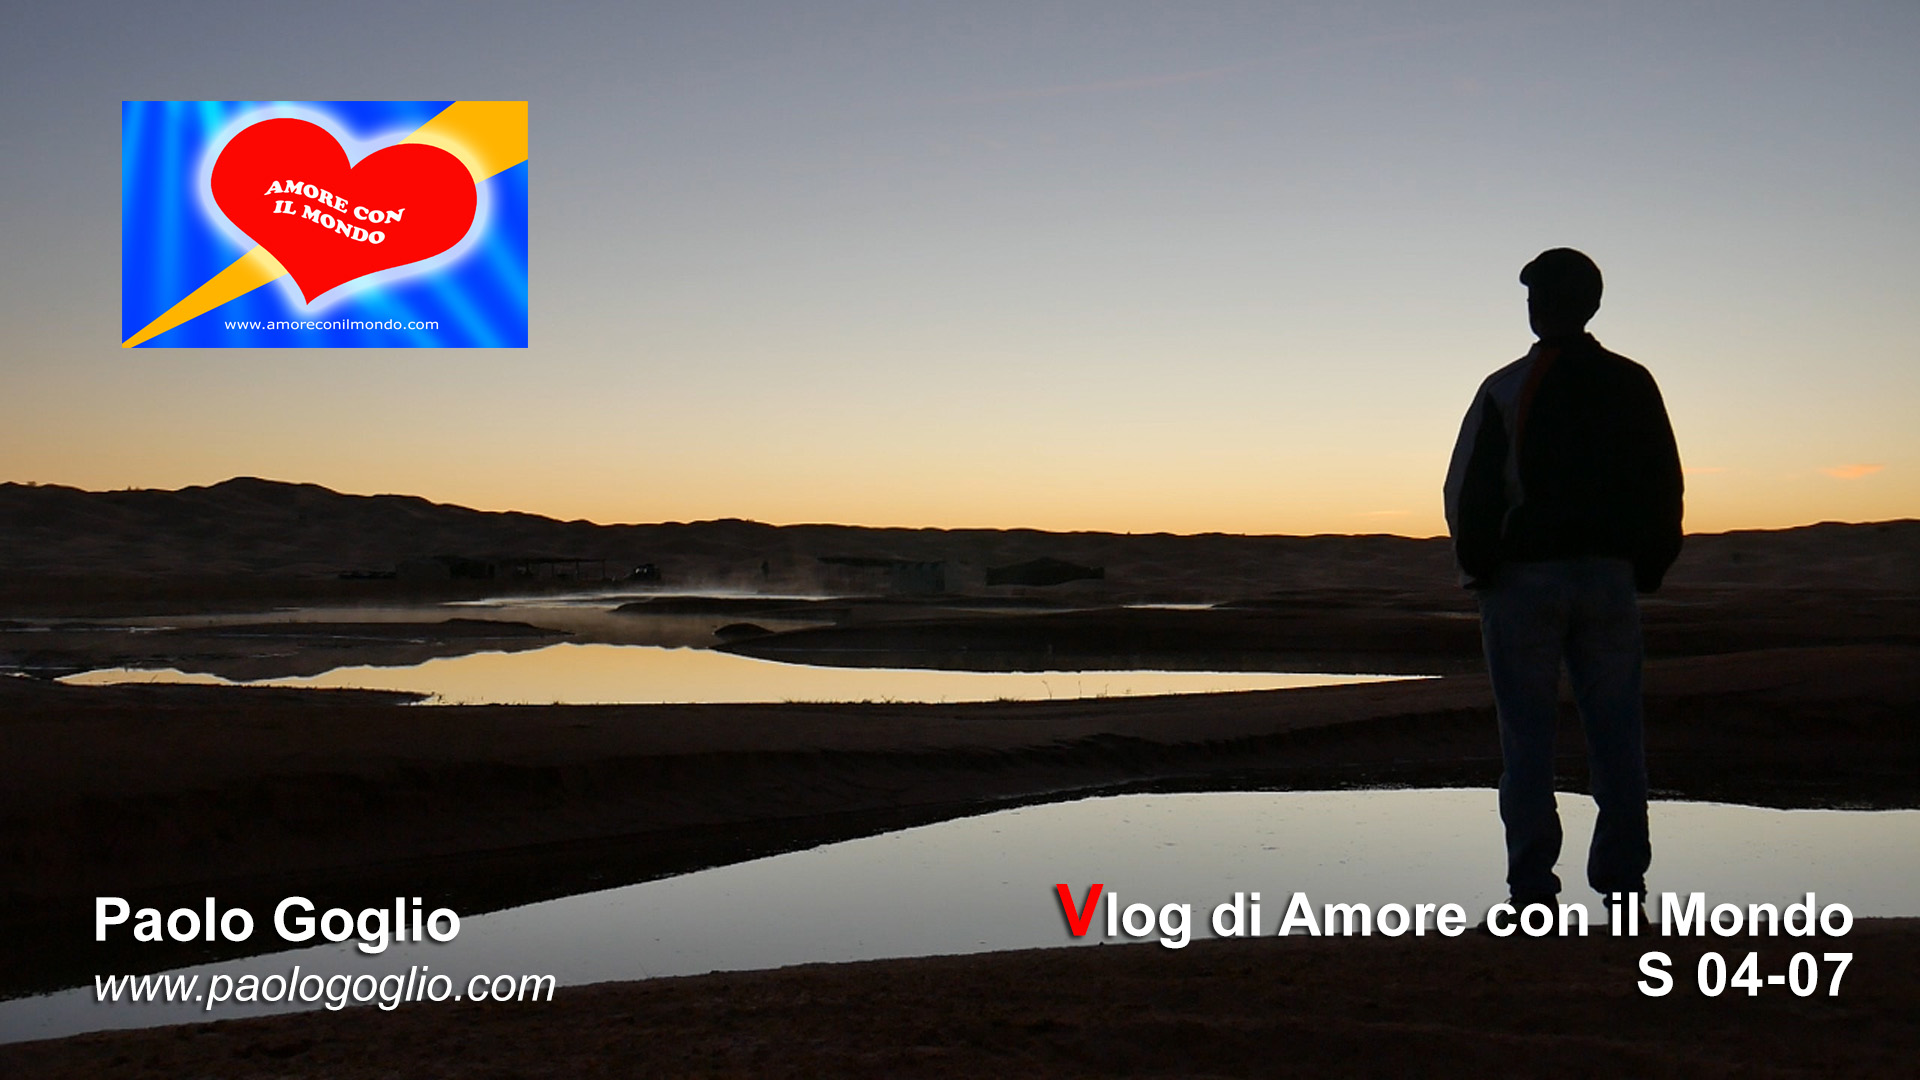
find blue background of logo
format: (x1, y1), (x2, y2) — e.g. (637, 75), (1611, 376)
(122, 101), (528, 348)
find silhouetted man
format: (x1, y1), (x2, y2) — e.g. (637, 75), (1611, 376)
(1443, 248), (1683, 921)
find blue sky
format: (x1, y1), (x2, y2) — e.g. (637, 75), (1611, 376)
(3, 1), (1914, 533)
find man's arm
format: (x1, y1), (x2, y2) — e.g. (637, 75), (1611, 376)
(1629, 372), (1684, 593)
(1444, 385), (1509, 589)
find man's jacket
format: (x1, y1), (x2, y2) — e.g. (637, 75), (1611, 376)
(1443, 333), (1684, 592)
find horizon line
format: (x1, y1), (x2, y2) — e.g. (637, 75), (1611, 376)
(4, 475), (1913, 542)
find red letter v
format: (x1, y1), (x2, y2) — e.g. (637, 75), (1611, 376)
(1054, 883), (1104, 937)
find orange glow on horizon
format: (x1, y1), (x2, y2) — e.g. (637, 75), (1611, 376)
(10, 469), (1906, 541)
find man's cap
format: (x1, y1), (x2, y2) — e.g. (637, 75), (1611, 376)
(1520, 248), (1603, 311)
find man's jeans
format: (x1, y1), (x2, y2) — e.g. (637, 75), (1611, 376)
(1477, 557), (1650, 900)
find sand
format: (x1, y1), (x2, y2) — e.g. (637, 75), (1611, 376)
(2, 483), (1915, 1073)
(3, 923), (1914, 1077)
(2, 645), (1914, 1069)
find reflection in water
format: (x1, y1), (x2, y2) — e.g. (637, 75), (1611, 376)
(62, 642), (1412, 704)
(5, 789), (1912, 1042)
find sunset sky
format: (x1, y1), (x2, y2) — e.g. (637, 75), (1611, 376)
(3, 1), (1915, 535)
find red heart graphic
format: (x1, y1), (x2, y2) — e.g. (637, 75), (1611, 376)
(210, 118), (477, 302)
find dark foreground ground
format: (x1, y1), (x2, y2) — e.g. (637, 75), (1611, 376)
(0, 492), (1914, 1073)
(4, 922), (1914, 1078)
(2, 643), (1914, 1002)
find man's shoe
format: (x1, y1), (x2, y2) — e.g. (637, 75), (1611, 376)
(1604, 892), (1653, 935)
(1477, 894), (1558, 937)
